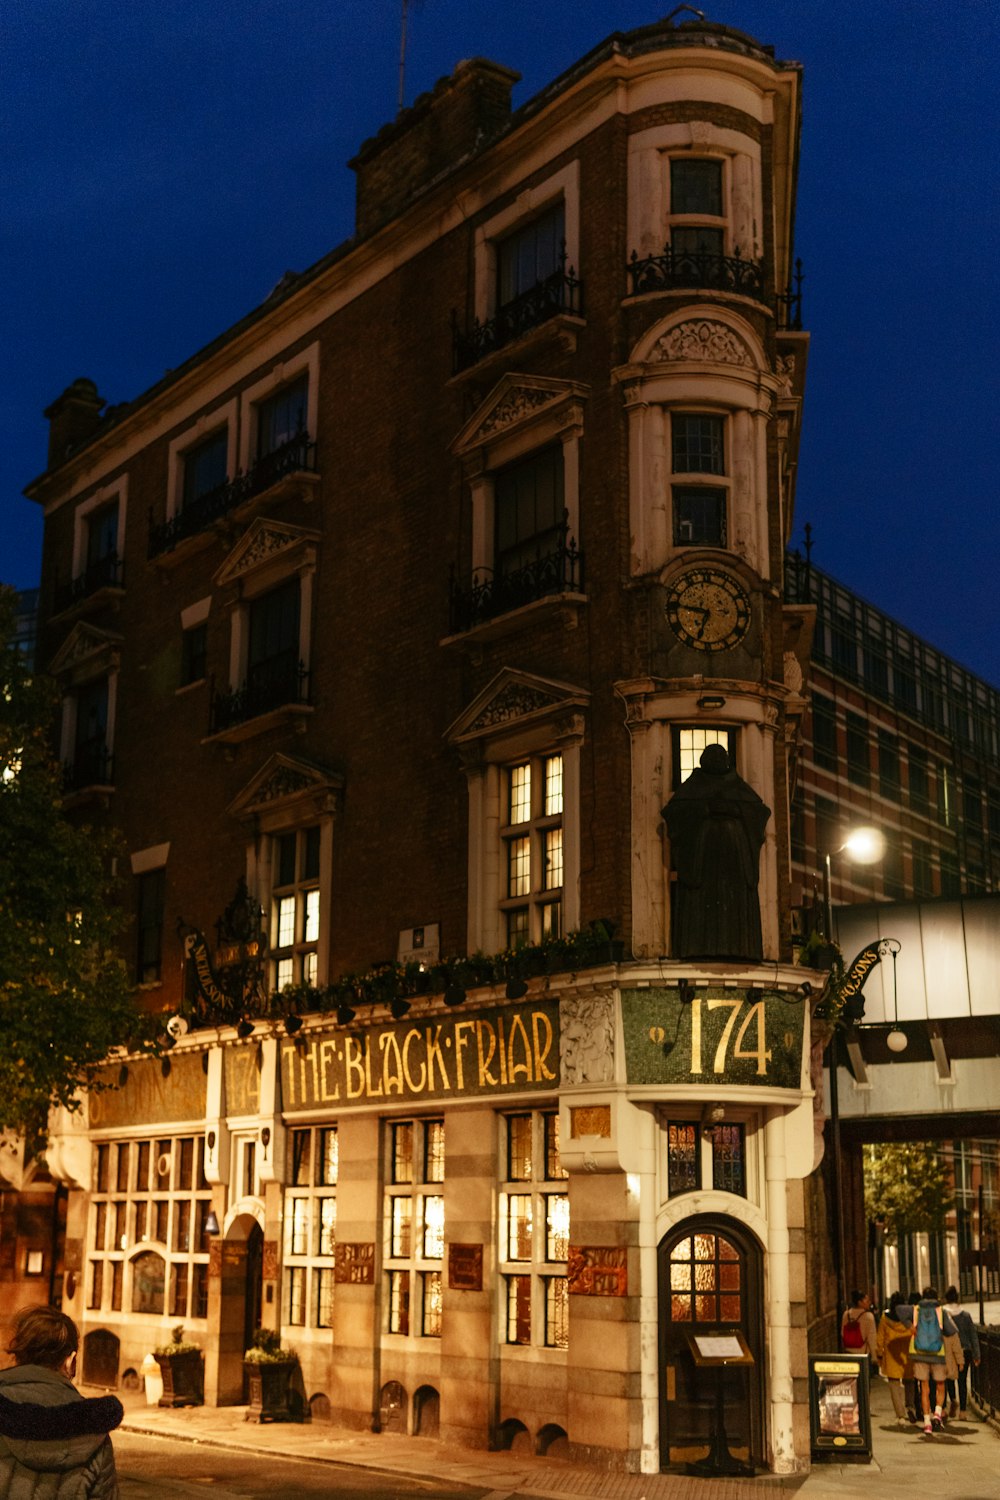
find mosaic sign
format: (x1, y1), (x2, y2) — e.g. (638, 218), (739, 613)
(225, 1045), (262, 1116)
(280, 1002), (559, 1109)
(567, 1245), (628, 1297)
(621, 987), (805, 1089)
(334, 1243), (375, 1285)
(88, 1053), (206, 1128)
(448, 1243), (484, 1291)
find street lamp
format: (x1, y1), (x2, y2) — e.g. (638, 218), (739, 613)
(822, 825), (885, 1328)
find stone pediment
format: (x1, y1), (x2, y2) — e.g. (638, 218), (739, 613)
(451, 374), (588, 457)
(228, 753), (344, 825)
(214, 518), (320, 588)
(650, 318), (756, 368)
(48, 621), (122, 678)
(446, 668), (589, 745)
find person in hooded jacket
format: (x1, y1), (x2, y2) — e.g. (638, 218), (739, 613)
(942, 1285), (980, 1418)
(0, 1306), (121, 1498)
(876, 1291), (914, 1427)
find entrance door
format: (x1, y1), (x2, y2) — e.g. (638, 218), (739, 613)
(242, 1224), (264, 1400)
(658, 1215), (764, 1470)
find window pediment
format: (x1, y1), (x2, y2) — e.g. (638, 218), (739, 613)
(451, 375), (588, 462)
(48, 622), (122, 683)
(446, 668), (589, 754)
(214, 518), (320, 592)
(228, 753), (343, 830)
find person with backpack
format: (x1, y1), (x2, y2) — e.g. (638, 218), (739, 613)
(942, 1285), (980, 1418)
(911, 1286), (958, 1434)
(876, 1291), (915, 1427)
(841, 1290), (877, 1360)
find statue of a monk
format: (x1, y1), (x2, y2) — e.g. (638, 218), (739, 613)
(663, 744), (770, 961)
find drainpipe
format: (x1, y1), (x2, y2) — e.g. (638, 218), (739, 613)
(765, 1107), (797, 1473)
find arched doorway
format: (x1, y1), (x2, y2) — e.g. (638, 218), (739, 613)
(216, 1212), (265, 1405)
(657, 1215), (765, 1470)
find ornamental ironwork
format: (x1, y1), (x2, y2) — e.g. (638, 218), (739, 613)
(209, 654), (309, 734)
(148, 433), (317, 558)
(448, 522), (584, 634)
(179, 877), (269, 1029)
(452, 257), (583, 372)
(53, 552), (124, 614)
(627, 243), (765, 300)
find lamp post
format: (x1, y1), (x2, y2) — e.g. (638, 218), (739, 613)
(822, 825), (885, 1327)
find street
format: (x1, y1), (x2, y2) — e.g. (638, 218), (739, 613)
(114, 1431), (489, 1499)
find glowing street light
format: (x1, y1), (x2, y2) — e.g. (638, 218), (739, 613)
(823, 825), (886, 938)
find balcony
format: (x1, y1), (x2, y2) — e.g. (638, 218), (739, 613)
(452, 262), (583, 374)
(63, 741), (113, 794)
(52, 553), (124, 617)
(208, 654), (310, 738)
(448, 528), (585, 636)
(148, 434), (318, 559)
(626, 246), (804, 330)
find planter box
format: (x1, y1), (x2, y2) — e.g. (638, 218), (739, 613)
(244, 1359), (303, 1423)
(154, 1350), (203, 1408)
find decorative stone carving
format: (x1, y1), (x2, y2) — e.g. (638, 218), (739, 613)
(471, 386), (556, 442)
(776, 354), (796, 398)
(651, 320), (756, 369)
(251, 765), (313, 804)
(783, 650), (804, 693)
(560, 991), (615, 1085)
(232, 526), (300, 575)
(469, 682), (560, 731)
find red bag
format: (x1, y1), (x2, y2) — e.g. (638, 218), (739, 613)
(842, 1315), (865, 1350)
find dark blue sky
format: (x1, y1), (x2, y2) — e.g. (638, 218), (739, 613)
(2, 1), (997, 685)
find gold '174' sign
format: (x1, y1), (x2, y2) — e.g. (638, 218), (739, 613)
(280, 1003), (559, 1108)
(620, 987), (805, 1089)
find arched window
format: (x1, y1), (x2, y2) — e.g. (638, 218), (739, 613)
(131, 1250), (165, 1315)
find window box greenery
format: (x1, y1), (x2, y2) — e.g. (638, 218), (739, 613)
(153, 1326), (203, 1408)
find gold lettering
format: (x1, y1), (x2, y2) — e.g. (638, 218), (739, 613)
(319, 1039), (340, 1101)
(507, 1012), (533, 1084)
(309, 1041), (320, 1101)
(282, 1045), (297, 1107)
(364, 1036), (384, 1099)
(497, 1015), (508, 1085)
(532, 1010), (557, 1082)
(344, 1037), (367, 1099)
(425, 1025), (450, 1093)
(379, 1032), (404, 1095)
(402, 1030), (427, 1094)
(477, 1020), (498, 1087)
(453, 1021), (475, 1089)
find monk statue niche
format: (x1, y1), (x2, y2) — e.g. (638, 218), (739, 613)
(662, 744), (770, 961)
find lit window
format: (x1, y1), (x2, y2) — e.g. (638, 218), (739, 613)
(284, 1126), (337, 1329)
(673, 727), (733, 788)
(385, 1119), (444, 1340)
(500, 1111), (567, 1348)
(271, 827), (321, 990)
(501, 754), (564, 945)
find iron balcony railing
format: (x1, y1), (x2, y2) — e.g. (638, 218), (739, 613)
(452, 259), (583, 373)
(448, 525), (584, 635)
(148, 433), (317, 558)
(209, 654), (309, 735)
(53, 552), (124, 615)
(626, 247), (804, 330)
(64, 742), (113, 793)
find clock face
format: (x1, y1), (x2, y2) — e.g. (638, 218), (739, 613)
(666, 567), (752, 651)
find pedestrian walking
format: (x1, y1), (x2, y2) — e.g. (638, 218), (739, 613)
(876, 1291), (914, 1427)
(0, 1306), (121, 1497)
(909, 1286), (958, 1434)
(841, 1289), (878, 1361)
(942, 1285), (980, 1418)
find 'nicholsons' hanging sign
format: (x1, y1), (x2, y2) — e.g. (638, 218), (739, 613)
(621, 987), (805, 1089)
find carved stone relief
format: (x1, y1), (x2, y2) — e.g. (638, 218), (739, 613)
(470, 387), (556, 443)
(651, 320), (756, 369)
(469, 682), (560, 731)
(560, 991), (615, 1085)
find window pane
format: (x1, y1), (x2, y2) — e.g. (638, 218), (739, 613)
(392, 1123), (413, 1184)
(508, 764), (531, 824)
(182, 429), (227, 506)
(711, 1124), (746, 1196)
(169, 1264), (189, 1319)
(544, 1113), (565, 1179)
(667, 1123), (700, 1195)
(96, 1145), (109, 1194)
(424, 1121), (445, 1183)
(544, 827), (563, 890)
(175, 1200), (191, 1252)
(135, 1141), (150, 1192)
(422, 1271), (443, 1337)
(192, 1264), (209, 1319)
(318, 1128), (339, 1186)
(671, 158), (722, 215)
(508, 1195), (532, 1260)
(422, 1196), (444, 1259)
(544, 755), (563, 815)
(302, 826), (320, 880)
(540, 899), (561, 936)
(507, 1115), (532, 1180)
(303, 888), (320, 942)
(291, 1129), (312, 1187)
(276, 833), (296, 887)
(495, 448), (564, 575)
(317, 1197), (336, 1257)
(672, 224), (725, 256)
(290, 1197), (309, 1256)
(676, 727), (731, 785)
(88, 1262), (103, 1310)
(507, 1275), (531, 1344)
(315, 1267), (334, 1328)
(507, 836), (530, 897)
(110, 1261), (123, 1311)
(673, 486), (726, 547)
(276, 957), (293, 990)
(506, 907), (530, 947)
(545, 1194), (570, 1261)
(545, 1276), (569, 1349)
(276, 895), (295, 948)
(672, 414), (725, 475)
(497, 202), (565, 305)
(258, 376), (308, 456)
(389, 1270), (410, 1335)
(287, 1265), (306, 1326)
(93, 1202), (107, 1251)
(391, 1198), (412, 1257)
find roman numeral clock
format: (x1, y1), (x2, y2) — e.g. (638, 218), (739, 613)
(665, 567), (751, 652)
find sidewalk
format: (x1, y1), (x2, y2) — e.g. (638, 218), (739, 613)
(118, 1379), (1000, 1500)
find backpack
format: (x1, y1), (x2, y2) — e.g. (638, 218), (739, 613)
(842, 1314), (865, 1350)
(912, 1302), (944, 1355)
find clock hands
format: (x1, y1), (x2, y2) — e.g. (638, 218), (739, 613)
(683, 604), (710, 639)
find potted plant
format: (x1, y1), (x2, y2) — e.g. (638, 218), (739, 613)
(243, 1327), (303, 1423)
(153, 1325), (203, 1407)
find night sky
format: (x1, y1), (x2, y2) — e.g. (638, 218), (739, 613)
(2, 0), (997, 686)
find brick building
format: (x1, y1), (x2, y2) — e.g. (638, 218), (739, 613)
(23, 16), (830, 1477)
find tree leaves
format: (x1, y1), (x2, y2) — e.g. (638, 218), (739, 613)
(863, 1141), (955, 1245)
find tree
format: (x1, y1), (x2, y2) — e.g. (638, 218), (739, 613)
(863, 1141), (955, 1245)
(0, 585), (152, 1150)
